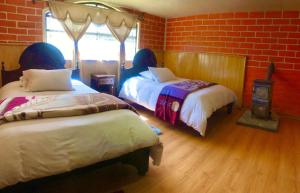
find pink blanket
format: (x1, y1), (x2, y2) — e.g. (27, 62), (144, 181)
(0, 93), (136, 124)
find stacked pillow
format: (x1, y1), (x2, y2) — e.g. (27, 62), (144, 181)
(139, 67), (177, 83)
(21, 69), (73, 91)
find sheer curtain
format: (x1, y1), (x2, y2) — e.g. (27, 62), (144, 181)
(48, 1), (138, 81)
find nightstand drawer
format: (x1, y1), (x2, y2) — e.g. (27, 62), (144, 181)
(98, 78), (114, 85)
(91, 74), (116, 95)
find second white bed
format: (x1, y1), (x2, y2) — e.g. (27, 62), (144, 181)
(119, 76), (237, 136)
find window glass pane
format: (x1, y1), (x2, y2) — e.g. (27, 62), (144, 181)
(46, 15), (73, 60)
(79, 24), (120, 61)
(125, 26), (137, 61)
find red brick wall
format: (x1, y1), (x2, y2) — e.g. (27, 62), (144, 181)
(166, 11), (300, 116)
(139, 13), (165, 50)
(0, 0), (46, 45)
(0, 1), (166, 51)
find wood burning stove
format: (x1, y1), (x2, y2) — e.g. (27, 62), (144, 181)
(252, 79), (273, 119)
(237, 62), (279, 131)
(251, 63), (275, 119)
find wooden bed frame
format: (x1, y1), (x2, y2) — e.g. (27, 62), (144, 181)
(0, 42), (152, 191)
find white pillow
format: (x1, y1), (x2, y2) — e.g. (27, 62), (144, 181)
(22, 69), (73, 92)
(139, 70), (155, 81)
(19, 76), (26, 87)
(148, 67), (176, 83)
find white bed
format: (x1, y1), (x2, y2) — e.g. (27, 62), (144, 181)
(119, 76), (237, 136)
(0, 80), (161, 189)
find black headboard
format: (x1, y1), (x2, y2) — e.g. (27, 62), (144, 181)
(119, 48), (157, 91)
(1, 42), (66, 86)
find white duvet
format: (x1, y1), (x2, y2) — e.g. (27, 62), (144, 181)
(119, 77), (237, 136)
(0, 80), (161, 189)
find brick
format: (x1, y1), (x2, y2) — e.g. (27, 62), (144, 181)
(209, 13), (221, 19)
(240, 43), (254, 49)
(248, 26), (263, 31)
(280, 26), (298, 31)
(0, 12), (6, 19)
(7, 13), (26, 20)
(288, 33), (300, 39)
(266, 11), (282, 18)
(7, 28), (27, 34)
(285, 57), (300, 63)
(242, 19), (256, 25)
(0, 5), (16, 13)
(282, 11), (300, 18)
(221, 13), (234, 19)
(27, 15), (42, 22)
(264, 26), (279, 32)
(279, 51), (296, 57)
(0, 33), (16, 40)
(235, 12), (249, 18)
(273, 19), (290, 25)
(249, 12), (265, 18)
(17, 7), (35, 15)
(271, 32), (288, 38)
(255, 43), (270, 49)
(241, 32), (255, 37)
(227, 19), (241, 25)
(256, 32), (270, 37)
(257, 19), (272, 25)
(5, 0), (25, 5)
(271, 44), (286, 50)
(0, 27), (7, 33)
(0, 20), (16, 27)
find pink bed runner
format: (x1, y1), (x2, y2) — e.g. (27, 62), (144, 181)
(155, 80), (215, 125)
(0, 93), (136, 124)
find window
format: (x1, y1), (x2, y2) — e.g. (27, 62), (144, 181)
(44, 6), (138, 61)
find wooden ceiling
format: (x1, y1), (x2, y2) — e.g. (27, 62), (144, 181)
(67, 0), (300, 18)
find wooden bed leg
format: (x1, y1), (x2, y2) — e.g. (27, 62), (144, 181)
(227, 103), (234, 114)
(122, 148), (150, 176)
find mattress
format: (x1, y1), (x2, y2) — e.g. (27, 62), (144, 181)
(119, 76), (237, 136)
(0, 80), (160, 189)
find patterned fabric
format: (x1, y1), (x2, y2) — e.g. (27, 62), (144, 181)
(0, 93), (136, 124)
(155, 80), (216, 124)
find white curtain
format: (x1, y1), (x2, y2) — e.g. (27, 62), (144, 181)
(48, 1), (138, 74)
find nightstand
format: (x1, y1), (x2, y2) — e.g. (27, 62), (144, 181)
(91, 74), (116, 95)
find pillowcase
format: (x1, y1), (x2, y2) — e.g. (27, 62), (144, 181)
(19, 76), (26, 87)
(148, 67), (176, 83)
(139, 70), (155, 81)
(22, 69), (73, 92)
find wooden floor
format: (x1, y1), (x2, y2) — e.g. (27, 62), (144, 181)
(22, 108), (300, 193)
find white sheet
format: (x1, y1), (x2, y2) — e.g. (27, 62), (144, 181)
(119, 76), (237, 136)
(0, 80), (160, 189)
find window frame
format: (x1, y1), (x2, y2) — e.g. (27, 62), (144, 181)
(42, 4), (140, 62)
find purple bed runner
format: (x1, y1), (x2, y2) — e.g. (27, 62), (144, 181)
(155, 80), (216, 124)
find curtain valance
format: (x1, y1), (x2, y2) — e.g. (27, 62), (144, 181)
(48, 1), (138, 28)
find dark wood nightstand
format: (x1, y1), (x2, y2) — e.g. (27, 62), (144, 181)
(91, 74), (116, 95)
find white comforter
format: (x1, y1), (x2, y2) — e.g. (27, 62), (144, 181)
(119, 77), (236, 136)
(0, 80), (160, 189)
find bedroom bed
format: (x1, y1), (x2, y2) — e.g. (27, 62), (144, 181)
(119, 49), (237, 136)
(0, 43), (162, 191)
